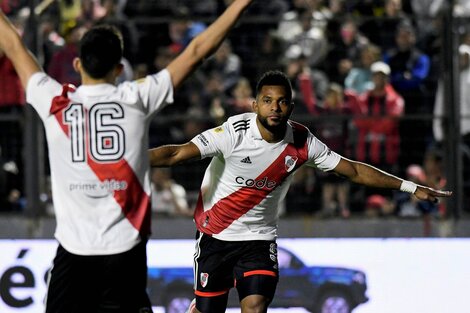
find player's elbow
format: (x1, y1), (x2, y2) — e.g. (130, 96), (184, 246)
(345, 161), (363, 183)
(162, 147), (186, 167)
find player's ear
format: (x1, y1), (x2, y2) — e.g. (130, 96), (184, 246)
(114, 63), (124, 77)
(252, 98), (258, 112)
(72, 57), (81, 73)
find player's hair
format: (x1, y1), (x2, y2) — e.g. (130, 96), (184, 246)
(79, 25), (123, 79)
(256, 70), (293, 101)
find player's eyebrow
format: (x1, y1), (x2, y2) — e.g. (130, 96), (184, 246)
(262, 95), (286, 101)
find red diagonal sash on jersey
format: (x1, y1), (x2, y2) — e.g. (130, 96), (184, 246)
(194, 134), (308, 235)
(86, 157), (151, 235)
(50, 85), (150, 235)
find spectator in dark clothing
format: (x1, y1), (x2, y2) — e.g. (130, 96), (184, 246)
(201, 39), (242, 93)
(359, 0), (409, 52)
(224, 76), (254, 117)
(252, 30), (284, 80)
(167, 6), (207, 51)
(385, 22), (430, 93)
(324, 16), (368, 84)
(384, 21), (431, 168)
(95, 0), (140, 63)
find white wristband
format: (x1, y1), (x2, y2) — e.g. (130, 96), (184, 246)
(400, 180), (418, 194)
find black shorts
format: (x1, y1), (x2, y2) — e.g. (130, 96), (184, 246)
(45, 240), (152, 313)
(193, 231), (279, 301)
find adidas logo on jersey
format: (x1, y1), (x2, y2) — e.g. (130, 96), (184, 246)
(240, 156), (252, 164)
(233, 119), (250, 132)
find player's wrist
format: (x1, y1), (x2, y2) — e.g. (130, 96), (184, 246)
(400, 180), (418, 194)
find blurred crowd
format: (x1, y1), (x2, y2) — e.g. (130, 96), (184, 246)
(1, 0), (470, 220)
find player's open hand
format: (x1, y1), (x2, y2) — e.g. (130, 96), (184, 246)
(414, 186), (452, 203)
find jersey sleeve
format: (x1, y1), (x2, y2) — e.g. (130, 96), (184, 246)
(305, 132), (342, 171)
(190, 122), (234, 159)
(137, 69), (174, 114)
(26, 72), (62, 121)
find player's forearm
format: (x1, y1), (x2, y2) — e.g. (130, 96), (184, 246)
(0, 11), (42, 88)
(186, 0), (251, 63)
(149, 142), (202, 167)
(149, 146), (180, 167)
(348, 161), (402, 190)
(0, 11), (22, 57)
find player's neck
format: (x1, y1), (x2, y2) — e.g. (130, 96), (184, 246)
(81, 75), (116, 86)
(256, 119), (286, 143)
(76, 59), (121, 86)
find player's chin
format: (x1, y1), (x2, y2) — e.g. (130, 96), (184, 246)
(266, 121), (283, 130)
(266, 122), (286, 133)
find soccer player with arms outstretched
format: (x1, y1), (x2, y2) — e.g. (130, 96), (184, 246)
(149, 70), (452, 313)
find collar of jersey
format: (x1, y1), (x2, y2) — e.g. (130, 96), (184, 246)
(77, 83), (116, 96)
(249, 115), (295, 144)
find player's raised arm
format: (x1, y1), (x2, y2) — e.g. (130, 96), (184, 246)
(166, 0), (252, 89)
(149, 142), (202, 167)
(333, 157), (452, 203)
(0, 10), (42, 89)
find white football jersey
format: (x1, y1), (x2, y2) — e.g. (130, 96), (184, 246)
(26, 70), (174, 255)
(191, 112), (341, 241)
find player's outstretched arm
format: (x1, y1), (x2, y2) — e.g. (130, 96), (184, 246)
(166, 0), (252, 89)
(0, 10), (42, 89)
(149, 142), (201, 167)
(333, 157), (452, 203)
